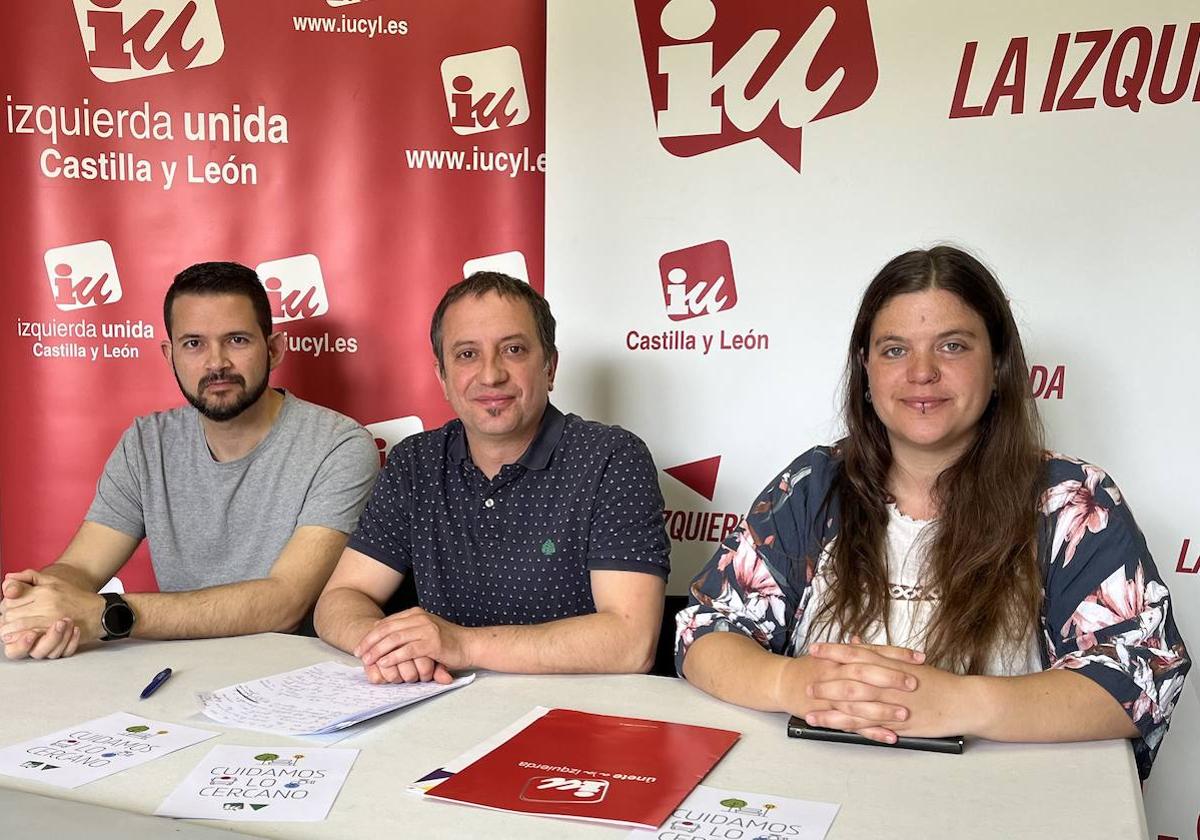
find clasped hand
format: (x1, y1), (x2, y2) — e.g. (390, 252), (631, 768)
(799, 638), (973, 743)
(352, 607), (467, 685)
(0, 571), (93, 660)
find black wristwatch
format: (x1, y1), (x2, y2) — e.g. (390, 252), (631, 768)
(99, 592), (136, 641)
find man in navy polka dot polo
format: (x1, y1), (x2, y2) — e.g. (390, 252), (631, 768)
(314, 272), (671, 682)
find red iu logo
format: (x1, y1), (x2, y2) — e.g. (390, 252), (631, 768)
(43, 240), (124, 312)
(73, 0), (225, 83)
(449, 75), (517, 130)
(255, 254), (330, 325)
(265, 278), (320, 321)
(51, 264), (115, 307)
(660, 240), (737, 320)
(519, 777), (608, 804)
(440, 46), (531, 136)
(633, 0), (878, 171)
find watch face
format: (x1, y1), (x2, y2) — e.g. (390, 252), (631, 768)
(102, 596), (135, 638)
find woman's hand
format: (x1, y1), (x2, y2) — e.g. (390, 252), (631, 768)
(804, 639), (983, 740)
(787, 638), (926, 743)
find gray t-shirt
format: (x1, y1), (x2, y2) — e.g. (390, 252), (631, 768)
(86, 391), (379, 592)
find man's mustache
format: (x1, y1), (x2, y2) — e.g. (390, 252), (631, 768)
(199, 373), (245, 391)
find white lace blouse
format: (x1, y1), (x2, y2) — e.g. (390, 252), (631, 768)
(794, 504), (1042, 676)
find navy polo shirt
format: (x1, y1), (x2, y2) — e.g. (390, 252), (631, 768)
(347, 403), (670, 627)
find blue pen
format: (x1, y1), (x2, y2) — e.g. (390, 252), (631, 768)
(140, 668), (173, 700)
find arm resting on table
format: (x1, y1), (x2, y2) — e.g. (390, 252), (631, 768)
(123, 524), (349, 639)
(313, 546), (398, 655)
(460, 569), (665, 675)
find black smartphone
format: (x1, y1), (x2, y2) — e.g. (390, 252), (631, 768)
(787, 716), (964, 754)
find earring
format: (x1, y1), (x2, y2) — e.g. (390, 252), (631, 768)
(865, 389), (873, 403)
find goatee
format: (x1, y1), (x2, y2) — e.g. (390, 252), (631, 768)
(176, 369), (270, 422)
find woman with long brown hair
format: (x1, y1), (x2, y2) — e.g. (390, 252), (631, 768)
(676, 245), (1189, 778)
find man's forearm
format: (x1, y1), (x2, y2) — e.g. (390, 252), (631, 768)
(124, 578), (313, 640)
(314, 586), (385, 654)
(465, 610), (658, 675)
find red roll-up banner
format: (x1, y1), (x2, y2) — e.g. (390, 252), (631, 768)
(0, 0), (546, 588)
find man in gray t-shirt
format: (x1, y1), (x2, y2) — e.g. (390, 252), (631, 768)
(0, 262), (378, 660)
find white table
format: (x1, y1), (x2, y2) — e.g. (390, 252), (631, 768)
(0, 634), (1149, 839)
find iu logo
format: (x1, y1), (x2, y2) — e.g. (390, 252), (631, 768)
(440, 46), (531, 135)
(365, 416), (426, 467)
(43, 240), (123, 312)
(633, 0), (878, 171)
(255, 254), (330, 325)
(660, 240), (737, 320)
(520, 776), (608, 804)
(72, 0), (224, 83)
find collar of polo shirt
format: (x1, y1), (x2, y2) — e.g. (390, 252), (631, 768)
(448, 402), (567, 472)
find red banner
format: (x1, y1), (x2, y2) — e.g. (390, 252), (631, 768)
(0, 0), (546, 589)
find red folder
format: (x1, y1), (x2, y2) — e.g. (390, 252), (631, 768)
(426, 708), (739, 828)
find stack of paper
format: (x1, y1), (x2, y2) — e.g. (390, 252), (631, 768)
(199, 661), (474, 736)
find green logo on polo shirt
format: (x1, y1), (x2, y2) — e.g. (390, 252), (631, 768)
(541, 538), (556, 556)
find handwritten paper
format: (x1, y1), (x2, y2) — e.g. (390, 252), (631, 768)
(156, 744), (357, 822)
(199, 660), (474, 736)
(0, 712), (217, 789)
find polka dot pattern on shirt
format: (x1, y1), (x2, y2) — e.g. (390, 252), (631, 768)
(347, 404), (670, 627)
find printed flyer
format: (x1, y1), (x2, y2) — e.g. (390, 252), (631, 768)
(156, 744), (358, 822)
(0, 712), (217, 789)
(625, 785), (840, 840)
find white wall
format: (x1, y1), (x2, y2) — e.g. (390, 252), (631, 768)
(547, 2), (1199, 835)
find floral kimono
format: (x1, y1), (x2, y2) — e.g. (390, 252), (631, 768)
(676, 446), (1190, 779)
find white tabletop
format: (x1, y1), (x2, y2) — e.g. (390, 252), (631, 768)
(0, 634), (1149, 839)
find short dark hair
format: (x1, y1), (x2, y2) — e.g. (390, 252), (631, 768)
(429, 272), (557, 372)
(163, 262), (272, 339)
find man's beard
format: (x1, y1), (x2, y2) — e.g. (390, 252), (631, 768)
(175, 368), (270, 422)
